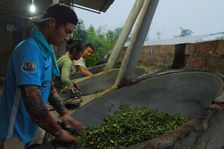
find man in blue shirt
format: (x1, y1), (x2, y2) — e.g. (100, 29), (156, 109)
(0, 3), (84, 148)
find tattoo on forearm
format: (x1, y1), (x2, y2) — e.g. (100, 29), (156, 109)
(48, 85), (66, 116)
(20, 86), (62, 135)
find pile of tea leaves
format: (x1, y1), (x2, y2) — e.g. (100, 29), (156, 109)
(74, 105), (188, 149)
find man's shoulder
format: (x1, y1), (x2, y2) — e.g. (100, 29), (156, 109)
(14, 37), (40, 54)
(18, 37), (38, 48)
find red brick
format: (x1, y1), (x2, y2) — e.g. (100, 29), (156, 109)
(137, 54), (142, 61)
(148, 46), (159, 55)
(137, 54), (148, 63)
(187, 56), (205, 68)
(196, 41), (215, 55)
(216, 40), (224, 56)
(143, 46), (153, 53)
(162, 56), (174, 66)
(148, 56), (162, 64)
(206, 57), (224, 72)
(185, 44), (196, 55)
(142, 55), (149, 62)
(158, 45), (175, 55)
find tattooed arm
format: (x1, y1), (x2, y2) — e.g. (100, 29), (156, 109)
(20, 85), (76, 143)
(48, 84), (84, 133)
(48, 84), (68, 116)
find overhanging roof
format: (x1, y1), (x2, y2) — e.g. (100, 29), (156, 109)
(0, 0), (115, 17)
(61, 0), (115, 13)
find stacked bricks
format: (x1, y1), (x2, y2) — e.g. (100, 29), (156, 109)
(119, 40), (224, 73)
(119, 45), (175, 67)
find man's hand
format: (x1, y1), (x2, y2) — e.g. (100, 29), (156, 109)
(209, 103), (224, 109)
(73, 83), (81, 92)
(61, 114), (85, 133)
(61, 87), (82, 99)
(55, 129), (78, 143)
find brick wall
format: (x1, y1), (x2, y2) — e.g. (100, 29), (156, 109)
(119, 40), (224, 73)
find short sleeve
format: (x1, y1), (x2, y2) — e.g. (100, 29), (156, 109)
(15, 39), (42, 87)
(73, 57), (86, 68)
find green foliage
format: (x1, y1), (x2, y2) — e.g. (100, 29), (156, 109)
(74, 105), (189, 149)
(72, 20), (123, 66)
(176, 27), (193, 37)
(85, 53), (100, 67)
(72, 20), (87, 41)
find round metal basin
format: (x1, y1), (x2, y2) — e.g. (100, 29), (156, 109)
(76, 68), (145, 95)
(72, 71), (223, 127)
(70, 64), (106, 80)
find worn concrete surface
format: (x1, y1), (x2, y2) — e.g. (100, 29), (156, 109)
(75, 68), (145, 96)
(72, 71), (223, 127)
(128, 108), (224, 149)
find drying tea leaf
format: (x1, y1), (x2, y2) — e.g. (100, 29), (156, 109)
(73, 104), (188, 149)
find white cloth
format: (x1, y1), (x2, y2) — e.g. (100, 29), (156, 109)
(71, 57), (86, 75)
(214, 92), (224, 103)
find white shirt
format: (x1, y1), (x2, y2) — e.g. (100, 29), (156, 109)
(71, 57), (86, 75)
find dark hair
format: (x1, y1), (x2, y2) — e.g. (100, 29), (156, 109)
(84, 43), (95, 52)
(34, 3), (78, 27)
(66, 39), (83, 53)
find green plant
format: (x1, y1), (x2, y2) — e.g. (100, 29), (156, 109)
(74, 104), (189, 149)
(85, 53), (100, 67)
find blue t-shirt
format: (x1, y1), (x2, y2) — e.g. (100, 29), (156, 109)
(0, 37), (53, 145)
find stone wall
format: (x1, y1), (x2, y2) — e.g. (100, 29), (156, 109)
(119, 40), (224, 73)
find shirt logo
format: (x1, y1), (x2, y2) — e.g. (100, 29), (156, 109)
(21, 62), (36, 73)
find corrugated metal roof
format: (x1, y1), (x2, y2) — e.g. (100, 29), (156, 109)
(124, 32), (224, 47)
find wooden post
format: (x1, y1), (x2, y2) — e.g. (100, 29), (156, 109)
(115, 0), (160, 87)
(104, 0), (145, 71)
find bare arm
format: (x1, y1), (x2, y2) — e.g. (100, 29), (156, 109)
(21, 85), (77, 143)
(78, 65), (93, 76)
(49, 84), (84, 133)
